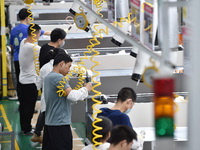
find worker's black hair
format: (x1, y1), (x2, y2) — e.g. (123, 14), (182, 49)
(18, 8), (32, 21)
(117, 87), (137, 102)
(92, 116), (113, 143)
(110, 125), (137, 146)
(48, 48), (64, 60)
(50, 28), (66, 42)
(27, 24), (41, 36)
(53, 51), (72, 66)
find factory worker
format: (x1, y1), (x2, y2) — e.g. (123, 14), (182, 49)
(42, 51), (92, 150)
(98, 87), (136, 128)
(31, 48), (61, 143)
(107, 125), (138, 150)
(31, 48), (85, 143)
(9, 8), (50, 101)
(39, 28), (66, 68)
(82, 116), (113, 150)
(98, 87), (145, 150)
(18, 24), (41, 135)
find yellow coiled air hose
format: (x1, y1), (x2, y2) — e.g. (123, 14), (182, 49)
(112, 12), (141, 33)
(90, 0), (110, 149)
(56, 1), (105, 97)
(89, 36), (103, 149)
(56, 44), (91, 97)
(57, 0), (109, 148)
(24, 1), (40, 76)
(91, 1), (141, 148)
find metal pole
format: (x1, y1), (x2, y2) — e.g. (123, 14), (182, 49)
(159, 0), (170, 70)
(1, 0), (8, 98)
(188, 0), (200, 149)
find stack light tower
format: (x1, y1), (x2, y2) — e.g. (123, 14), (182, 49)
(153, 76), (174, 138)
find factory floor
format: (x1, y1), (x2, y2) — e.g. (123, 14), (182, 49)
(0, 99), (86, 150)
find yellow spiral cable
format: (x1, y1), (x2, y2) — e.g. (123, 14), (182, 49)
(90, 36), (103, 149)
(25, 3), (40, 76)
(56, 74), (73, 97)
(56, 45), (91, 96)
(56, 63), (89, 96)
(113, 13), (134, 28)
(57, 8), (94, 96)
(90, 0), (110, 149)
(111, 2), (152, 36)
(144, 23), (152, 32)
(56, 1), (107, 148)
(56, 4), (106, 148)
(56, 1), (108, 96)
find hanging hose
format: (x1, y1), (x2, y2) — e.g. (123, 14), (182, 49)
(113, 12), (135, 28)
(25, 1), (40, 76)
(57, 6), (92, 96)
(56, 44), (90, 96)
(112, 2), (152, 33)
(90, 0), (110, 149)
(90, 35), (103, 149)
(58, 0), (109, 148)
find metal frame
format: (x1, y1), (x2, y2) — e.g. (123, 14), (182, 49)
(74, 0), (175, 69)
(188, 0), (200, 150)
(0, 131), (15, 150)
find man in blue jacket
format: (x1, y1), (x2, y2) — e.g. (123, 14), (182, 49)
(98, 87), (137, 128)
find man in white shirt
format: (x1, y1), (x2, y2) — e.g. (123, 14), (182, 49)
(19, 24), (41, 135)
(31, 48), (60, 143)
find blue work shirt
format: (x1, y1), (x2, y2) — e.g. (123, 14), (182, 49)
(9, 24), (44, 61)
(98, 107), (133, 128)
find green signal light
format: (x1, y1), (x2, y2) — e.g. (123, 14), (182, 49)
(158, 129), (166, 136)
(155, 117), (174, 137)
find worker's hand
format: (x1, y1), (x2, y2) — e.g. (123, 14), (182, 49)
(84, 82), (92, 92)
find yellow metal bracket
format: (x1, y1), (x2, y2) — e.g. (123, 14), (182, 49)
(1, 0), (8, 99)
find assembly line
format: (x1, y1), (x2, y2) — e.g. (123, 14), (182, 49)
(1, 0), (199, 150)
